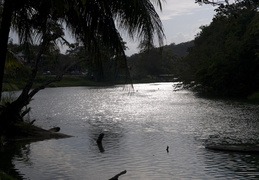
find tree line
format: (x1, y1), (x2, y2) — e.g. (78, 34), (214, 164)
(127, 0), (259, 97)
(127, 41), (193, 81)
(182, 0), (259, 97)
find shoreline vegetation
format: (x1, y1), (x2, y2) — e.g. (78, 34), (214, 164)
(4, 74), (259, 102)
(3, 75), (120, 91)
(6, 75), (259, 100)
(3, 74), (167, 92)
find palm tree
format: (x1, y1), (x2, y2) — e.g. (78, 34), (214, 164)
(0, 0), (165, 130)
(0, 0), (165, 100)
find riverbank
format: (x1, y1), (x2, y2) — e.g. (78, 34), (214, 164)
(3, 74), (172, 92)
(1, 122), (72, 142)
(4, 75), (259, 104)
(3, 75), (116, 91)
(0, 122), (72, 180)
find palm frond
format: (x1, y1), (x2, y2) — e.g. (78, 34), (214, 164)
(151, 0), (164, 11)
(5, 49), (24, 68)
(110, 0), (165, 51)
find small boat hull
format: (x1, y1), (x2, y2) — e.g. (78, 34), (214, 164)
(205, 145), (259, 152)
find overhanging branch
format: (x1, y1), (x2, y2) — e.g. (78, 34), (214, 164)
(28, 57), (88, 98)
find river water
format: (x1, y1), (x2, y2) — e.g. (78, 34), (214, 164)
(2, 82), (259, 179)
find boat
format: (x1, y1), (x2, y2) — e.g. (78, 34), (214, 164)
(205, 145), (259, 152)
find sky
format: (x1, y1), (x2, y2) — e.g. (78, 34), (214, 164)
(124, 1), (217, 56)
(9, 1), (217, 56)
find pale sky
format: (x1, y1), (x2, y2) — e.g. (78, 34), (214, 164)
(124, 1), (216, 56)
(9, 1), (216, 57)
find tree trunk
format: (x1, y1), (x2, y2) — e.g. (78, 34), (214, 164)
(0, 0), (14, 101)
(10, 58), (87, 113)
(12, 39), (50, 111)
(0, 58), (85, 133)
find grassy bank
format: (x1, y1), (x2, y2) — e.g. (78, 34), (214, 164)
(3, 73), (172, 92)
(247, 91), (259, 103)
(3, 75), (118, 92)
(0, 171), (16, 180)
(33, 75), (113, 87)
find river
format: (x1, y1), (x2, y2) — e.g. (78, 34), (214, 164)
(1, 82), (259, 179)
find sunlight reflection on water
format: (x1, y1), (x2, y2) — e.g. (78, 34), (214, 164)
(9, 83), (259, 179)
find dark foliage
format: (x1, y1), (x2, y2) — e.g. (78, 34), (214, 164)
(183, 1), (259, 97)
(127, 42), (193, 81)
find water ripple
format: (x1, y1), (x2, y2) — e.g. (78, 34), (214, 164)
(8, 84), (259, 179)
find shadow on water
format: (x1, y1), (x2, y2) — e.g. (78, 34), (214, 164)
(195, 90), (259, 105)
(0, 141), (33, 180)
(202, 148), (259, 179)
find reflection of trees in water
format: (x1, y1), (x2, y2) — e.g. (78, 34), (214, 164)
(0, 142), (32, 179)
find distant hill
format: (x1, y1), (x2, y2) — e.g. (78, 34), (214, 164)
(127, 40), (194, 81)
(164, 41), (194, 57)
(128, 40), (194, 58)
